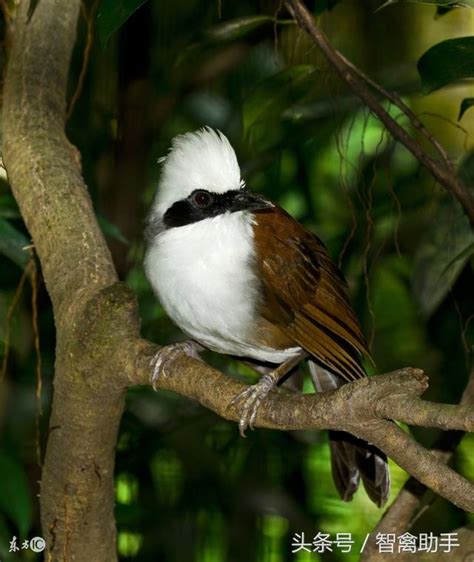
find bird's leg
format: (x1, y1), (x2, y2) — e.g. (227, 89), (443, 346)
(240, 360), (274, 376)
(230, 351), (308, 436)
(150, 340), (204, 390)
(242, 359), (304, 393)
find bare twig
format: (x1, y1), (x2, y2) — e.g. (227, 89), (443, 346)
(285, 0), (474, 228)
(336, 52), (453, 171)
(67, 0), (99, 119)
(1, 259), (33, 380)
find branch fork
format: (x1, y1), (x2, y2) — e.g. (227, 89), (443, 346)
(129, 343), (474, 512)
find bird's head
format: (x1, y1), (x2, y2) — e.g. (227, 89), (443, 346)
(146, 128), (272, 238)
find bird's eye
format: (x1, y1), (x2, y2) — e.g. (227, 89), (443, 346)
(191, 190), (212, 208)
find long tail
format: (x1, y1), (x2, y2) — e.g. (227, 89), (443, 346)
(308, 360), (390, 507)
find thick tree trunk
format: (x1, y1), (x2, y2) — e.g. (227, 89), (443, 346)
(2, 1), (128, 559)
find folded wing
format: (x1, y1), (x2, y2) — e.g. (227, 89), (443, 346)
(253, 206), (370, 382)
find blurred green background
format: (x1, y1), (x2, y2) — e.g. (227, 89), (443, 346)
(0, 0), (473, 560)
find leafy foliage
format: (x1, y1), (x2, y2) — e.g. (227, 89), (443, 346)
(204, 15), (284, 43)
(377, 0), (474, 9)
(459, 97), (474, 121)
(412, 152), (474, 317)
(417, 36), (474, 92)
(412, 195), (473, 316)
(0, 219), (29, 269)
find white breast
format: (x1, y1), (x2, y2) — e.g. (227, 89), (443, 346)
(144, 212), (299, 363)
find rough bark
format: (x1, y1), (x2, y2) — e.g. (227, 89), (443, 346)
(3, 0), (123, 558)
(361, 368), (474, 562)
(2, 0), (474, 560)
(128, 351), (474, 512)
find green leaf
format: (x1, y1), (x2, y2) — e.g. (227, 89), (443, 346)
(436, 5), (457, 14)
(412, 152), (474, 315)
(417, 36), (474, 93)
(0, 194), (21, 220)
(412, 202), (473, 315)
(458, 97), (474, 120)
(0, 452), (32, 537)
(0, 219), (30, 268)
(376, 0), (474, 10)
(205, 16), (277, 43)
(97, 215), (129, 245)
(96, 0), (148, 46)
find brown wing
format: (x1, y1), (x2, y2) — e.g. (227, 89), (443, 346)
(253, 206), (371, 382)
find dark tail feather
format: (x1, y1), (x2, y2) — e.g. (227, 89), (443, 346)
(328, 430), (390, 507)
(308, 360), (390, 507)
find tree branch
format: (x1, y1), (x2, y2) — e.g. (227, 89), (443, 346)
(285, 0), (474, 229)
(361, 367), (474, 561)
(3, 1), (117, 313)
(126, 341), (474, 512)
(129, 346), (474, 432)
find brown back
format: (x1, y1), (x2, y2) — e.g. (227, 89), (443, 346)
(253, 206), (370, 382)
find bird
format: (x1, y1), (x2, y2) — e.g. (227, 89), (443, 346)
(144, 127), (390, 507)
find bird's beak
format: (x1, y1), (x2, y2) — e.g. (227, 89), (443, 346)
(230, 191), (274, 213)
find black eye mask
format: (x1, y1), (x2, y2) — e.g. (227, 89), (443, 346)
(162, 189), (272, 229)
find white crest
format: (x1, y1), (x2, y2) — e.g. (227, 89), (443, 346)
(152, 127), (244, 216)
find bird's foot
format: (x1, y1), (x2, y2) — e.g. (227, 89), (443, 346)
(229, 373), (278, 437)
(150, 341), (202, 390)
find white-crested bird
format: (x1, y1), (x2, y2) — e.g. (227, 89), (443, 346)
(144, 127), (390, 506)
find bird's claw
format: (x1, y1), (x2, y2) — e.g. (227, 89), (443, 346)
(229, 373), (276, 437)
(150, 341), (201, 390)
